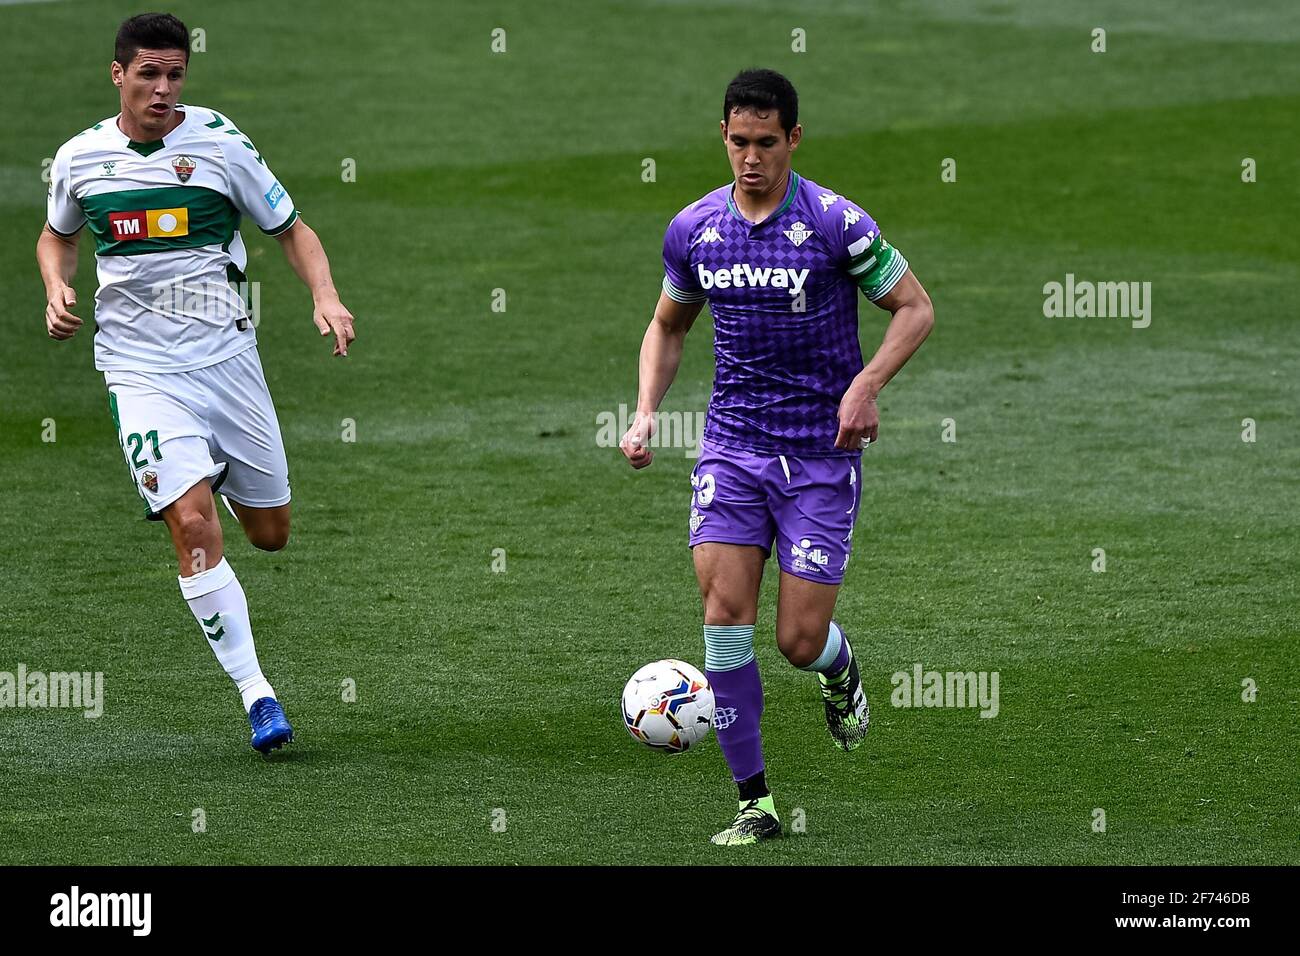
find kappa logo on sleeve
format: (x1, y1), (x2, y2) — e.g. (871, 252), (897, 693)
(108, 207), (189, 241)
(264, 182), (285, 210)
(817, 191), (843, 211)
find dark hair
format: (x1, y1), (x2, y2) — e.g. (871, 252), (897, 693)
(722, 68), (799, 135)
(114, 13), (190, 68)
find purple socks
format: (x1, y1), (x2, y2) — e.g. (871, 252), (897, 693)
(704, 623), (765, 783)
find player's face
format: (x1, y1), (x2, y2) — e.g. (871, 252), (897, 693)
(112, 48), (188, 136)
(721, 108), (801, 197)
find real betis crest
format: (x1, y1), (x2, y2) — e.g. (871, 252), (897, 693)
(172, 155), (197, 183)
(784, 220), (813, 247)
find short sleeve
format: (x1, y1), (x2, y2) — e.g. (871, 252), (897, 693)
(46, 145), (85, 237)
(220, 124), (298, 236)
(661, 206), (707, 304)
(819, 191), (909, 303)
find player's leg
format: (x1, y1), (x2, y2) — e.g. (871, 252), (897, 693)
(206, 348), (292, 551)
(161, 478), (224, 572)
(162, 478), (291, 753)
(226, 500), (291, 552)
(694, 543), (782, 845)
(190, 349), (294, 751)
(774, 572), (839, 667)
(775, 572), (866, 750)
(107, 371), (291, 753)
(695, 540), (766, 789)
(689, 445), (782, 845)
(769, 453), (869, 751)
(167, 489), (293, 754)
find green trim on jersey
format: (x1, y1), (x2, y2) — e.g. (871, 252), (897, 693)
(263, 207), (299, 237)
(226, 262), (253, 320)
(127, 139), (166, 157)
(726, 171), (801, 224)
(81, 185), (240, 257)
(848, 234), (909, 301)
(846, 233), (887, 275)
(663, 274), (707, 304)
(772, 171), (801, 219)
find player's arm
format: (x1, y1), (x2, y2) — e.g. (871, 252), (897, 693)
(836, 269), (934, 449)
(274, 218), (356, 357)
(619, 291), (705, 469)
(217, 117), (356, 357)
(39, 144), (85, 340)
(37, 225), (82, 340)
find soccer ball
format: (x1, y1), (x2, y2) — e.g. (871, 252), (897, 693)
(621, 659), (715, 752)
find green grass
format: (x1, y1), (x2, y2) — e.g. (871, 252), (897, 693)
(0, 0), (1296, 864)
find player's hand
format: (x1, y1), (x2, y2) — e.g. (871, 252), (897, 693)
(619, 411), (657, 469)
(312, 294), (356, 357)
(836, 381), (879, 450)
(45, 285), (82, 340)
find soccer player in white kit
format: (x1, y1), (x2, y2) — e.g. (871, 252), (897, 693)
(36, 13), (357, 753)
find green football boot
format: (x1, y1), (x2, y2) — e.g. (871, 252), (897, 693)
(710, 796), (782, 846)
(820, 632), (870, 751)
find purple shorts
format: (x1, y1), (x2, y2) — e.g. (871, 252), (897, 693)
(688, 441), (863, 584)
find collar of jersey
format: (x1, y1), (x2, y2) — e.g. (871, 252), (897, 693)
(113, 105), (190, 157)
(727, 170), (800, 227)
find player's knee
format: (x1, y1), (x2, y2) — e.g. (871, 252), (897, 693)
(246, 522), (289, 552)
(701, 592), (753, 627)
(172, 506), (214, 552)
(777, 626), (823, 669)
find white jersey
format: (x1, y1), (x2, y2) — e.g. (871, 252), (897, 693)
(46, 104), (299, 372)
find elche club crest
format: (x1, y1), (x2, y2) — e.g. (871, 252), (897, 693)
(142, 470), (159, 493)
(784, 220), (813, 247)
(172, 155), (197, 183)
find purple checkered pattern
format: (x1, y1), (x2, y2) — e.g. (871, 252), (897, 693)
(663, 172), (884, 457)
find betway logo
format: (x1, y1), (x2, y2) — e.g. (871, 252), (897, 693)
(696, 264), (809, 295)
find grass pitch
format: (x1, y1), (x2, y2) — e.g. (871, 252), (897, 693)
(0, 0), (1296, 864)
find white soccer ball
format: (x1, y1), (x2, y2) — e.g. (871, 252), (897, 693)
(621, 659), (715, 752)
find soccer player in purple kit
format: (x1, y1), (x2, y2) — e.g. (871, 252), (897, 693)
(619, 69), (934, 845)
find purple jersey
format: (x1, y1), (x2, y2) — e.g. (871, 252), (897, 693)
(662, 171), (909, 457)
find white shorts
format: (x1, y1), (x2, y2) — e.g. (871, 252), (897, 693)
(104, 346), (291, 519)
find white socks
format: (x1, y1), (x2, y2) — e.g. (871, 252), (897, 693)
(178, 558), (275, 712)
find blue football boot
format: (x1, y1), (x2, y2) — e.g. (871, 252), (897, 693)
(249, 696), (294, 754)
